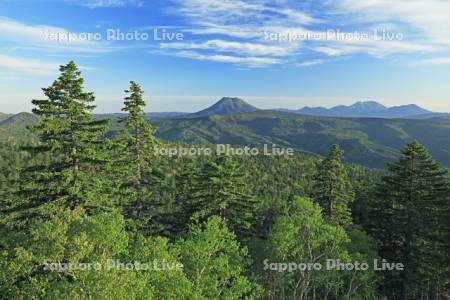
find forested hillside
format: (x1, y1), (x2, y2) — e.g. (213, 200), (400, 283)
(0, 112), (38, 142)
(3, 109), (450, 169)
(0, 113), (11, 122)
(154, 111), (450, 169)
(0, 62), (449, 299)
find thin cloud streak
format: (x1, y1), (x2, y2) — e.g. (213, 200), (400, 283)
(0, 17), (114, 54)
(157, 0), (450, 67)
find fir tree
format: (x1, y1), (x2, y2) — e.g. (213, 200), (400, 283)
(16, 61), (112, 217)
(370, 141), (450, 299)
(168, 156), (201, 236)
(117, 81), (161, 233)
(188, 154), (260, 240)
(312, 144), (354, 226)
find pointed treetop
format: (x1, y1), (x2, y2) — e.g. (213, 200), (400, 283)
(328, 144), (344, 160)
(122, 81), (147, 114)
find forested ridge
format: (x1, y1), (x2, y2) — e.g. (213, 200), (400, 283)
(4, 104), (450, 170)
(0, 62), (449, 299)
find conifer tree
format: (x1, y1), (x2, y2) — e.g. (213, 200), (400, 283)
(312, 144), (354, 226)
(370, 141), (449, 299)
(188, 154), (260, 240)
(16, 61), (112, 216)
(168, 156), (201, 236)
(117, 81), (161, 233)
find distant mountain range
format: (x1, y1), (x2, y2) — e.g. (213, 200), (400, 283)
(3, 98), (447, 121)
(159, 98), (444, 120)
(279, 100), (438, 119)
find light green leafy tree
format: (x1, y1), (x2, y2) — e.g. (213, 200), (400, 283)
(265, 197), (378, 300)
(174, 216), (263, 299)
(0, 208), (152, 299)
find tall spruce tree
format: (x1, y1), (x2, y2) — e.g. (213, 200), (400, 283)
(312, 144), (354, 226)
(117, 81), (161, 233)
(168, 157), (201, 236)
(370, 141), (449, 299)
(188, 154), (260, 240)
(16, 61), (112, 217)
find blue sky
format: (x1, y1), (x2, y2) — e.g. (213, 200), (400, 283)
(0, 0), (449, 113)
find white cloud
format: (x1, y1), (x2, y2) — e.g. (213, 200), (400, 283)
(296, 59), (324, 67)
(77, 0), (143, 8)
(183, 23), (261, 39)
(160, 39), (296, 56)
(171, 0), (316, 39)
(164, 50), (280, 67)
(0, 55), (94, 75)
(0, 55), (59, 75)
(417, 57), (450, 66)
(312, 38), (439, 58)
(162, 0), (450, 67)
(332, 0), (450, 45)
(0, 17), (111, 53)
(262, 25), (440, 57)
(158, 0), (317, 66)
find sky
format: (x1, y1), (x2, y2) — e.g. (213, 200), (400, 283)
(0, 0), (449, 113)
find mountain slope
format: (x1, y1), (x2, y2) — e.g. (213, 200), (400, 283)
(185, 97), (259, 118)
(0, 113), (11, 122)
(379, 104), (430, 118)
(149, 112), (187, 118)
(3, 110), (450, 169)
(0, 112), (38, 142)
(295, 101), (431, 118)
(153, 110), (450, 169)
(316, 101), (387, 116)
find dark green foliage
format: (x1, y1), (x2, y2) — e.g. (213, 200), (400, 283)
(0, 142), (29, 222)
(348, 166), (381, 228)
(12, 61), (114, 218)
(1, 61), (448, 299)
(153, 110), (450, 169)
(115, 81), (162, 234)
(5, 110), (450, 169)
(370, 141), (450, 299)
(185, 154), (261, 240)
(168, 156), (201, 236)
(312, 144), (354, 226)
